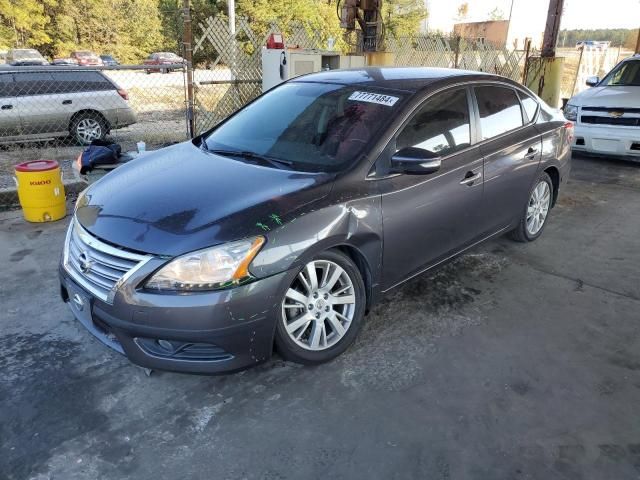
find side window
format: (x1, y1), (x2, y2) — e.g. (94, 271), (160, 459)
(13, 72), (55, 96)
(52, 71), (113, 93)
(396, 88), (471, 156)
(517, 90), (539, 122)
(0, 74), (15, 98)
(474, 86), (523, 140)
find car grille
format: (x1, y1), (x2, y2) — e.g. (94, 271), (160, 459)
(580, 115), (640, 127)
(64, 219), (150, 303)
(580, 107), (640, 127)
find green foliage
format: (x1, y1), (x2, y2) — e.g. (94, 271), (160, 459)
(559, 28), (638, 48)
(0, 0), (429, 62)
(487, 7), (504, 21)
(383, 0), (427, 38)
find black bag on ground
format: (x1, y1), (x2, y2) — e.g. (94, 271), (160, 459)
(79, 140), (122, 174)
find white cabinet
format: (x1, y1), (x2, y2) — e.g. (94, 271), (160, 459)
(261, 48), (366, 92)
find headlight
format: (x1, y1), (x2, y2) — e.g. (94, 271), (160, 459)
(145, 236), (265, 292)
(564, 103), (578, 121)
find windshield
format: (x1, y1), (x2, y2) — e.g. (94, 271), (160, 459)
(75, 51), (94, 57)
(600, 60), (640, 86)
(13, 49), (43, 59)
(203, 82), (406, 172)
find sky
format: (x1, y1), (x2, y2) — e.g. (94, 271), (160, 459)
(426, 0), (640, 32)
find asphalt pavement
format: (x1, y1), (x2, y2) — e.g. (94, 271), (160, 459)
(1, 154), (639, 480)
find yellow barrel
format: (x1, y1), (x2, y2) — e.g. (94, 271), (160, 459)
(14, 160), (66, 222)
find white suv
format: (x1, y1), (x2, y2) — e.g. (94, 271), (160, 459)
(565, 55), (640, 159)
(0, 68), (136, 145)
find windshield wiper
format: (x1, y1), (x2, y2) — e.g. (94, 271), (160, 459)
(208, 149), (293, 169)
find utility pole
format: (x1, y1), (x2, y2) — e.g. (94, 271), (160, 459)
(541, 0), (564, 57)
(182, 0), (195, 138)
(505, 0), (515, 49)
(635, 27), (640, 54)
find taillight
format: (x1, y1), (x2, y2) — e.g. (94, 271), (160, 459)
(117, 89), (129, 101)
(563, 121), (574, 143)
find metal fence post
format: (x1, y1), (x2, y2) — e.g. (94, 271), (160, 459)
(182, 0), (195, 138)
(522, 38), (532, 85)
(570, 45), (585, 97)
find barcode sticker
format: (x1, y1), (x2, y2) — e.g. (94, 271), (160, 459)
(348, 91), (399, 107)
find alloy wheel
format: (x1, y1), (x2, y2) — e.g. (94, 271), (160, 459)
(526, 180), (551, 236)
(281, 260), (356, 351)
(75, 118), (103, 144)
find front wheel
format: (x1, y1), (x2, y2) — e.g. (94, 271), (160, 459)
(510, 172), (553, 242)
(274, 250), (366, 365)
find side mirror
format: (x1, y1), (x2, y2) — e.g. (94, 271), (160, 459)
(391, 147), (441, 175)
(586, 75), (600, 87)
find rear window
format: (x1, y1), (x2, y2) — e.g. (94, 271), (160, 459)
(51, 71), (113, 93)
(517, 90), (539, 122)
(475, 86), (524, 140)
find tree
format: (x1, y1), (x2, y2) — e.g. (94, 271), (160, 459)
(455, 2), (469, 22)
(0, 0), (55, 48)
(487, 7), (504, 21)
(383, 0), (428, 38)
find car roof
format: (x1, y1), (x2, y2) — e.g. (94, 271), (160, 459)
(291, 67), (506, 93)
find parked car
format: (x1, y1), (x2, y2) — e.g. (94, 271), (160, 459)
(100, 54), (119, 66)
(6, 48), (49, 66)
(51, 57), (79, 66)
(70, 51), (103, 66)
(565, 55), (640, 159)
(143, 52), (184, 73)
(0, 68), (136, 145)
(60, 67), (572, 374)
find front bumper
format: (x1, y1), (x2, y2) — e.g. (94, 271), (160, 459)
(572, 123), (640, 159)
(60, 263), (294, 374)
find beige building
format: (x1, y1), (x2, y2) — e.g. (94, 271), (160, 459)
(453, 20), (510, 47)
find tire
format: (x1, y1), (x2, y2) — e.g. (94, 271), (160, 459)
(71, 112), (108, 146)
(274, 249), (366, 365)
(509, 172), (554, 242)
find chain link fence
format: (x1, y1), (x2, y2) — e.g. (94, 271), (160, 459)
(0, 64), (190, 207)
(5, 12), (627, 209)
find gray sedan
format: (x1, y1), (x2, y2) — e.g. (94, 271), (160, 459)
(60, 67), (572, 374)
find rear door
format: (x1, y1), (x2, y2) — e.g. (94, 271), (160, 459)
(13, 71), (67, 135)
(379, 86), (484, 289)
(473, 84), (542, 235)
(0, 73), (20, 137)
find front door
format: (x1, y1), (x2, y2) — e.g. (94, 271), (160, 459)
(378, 87), (484, 290)
(0, 73), (20, 138)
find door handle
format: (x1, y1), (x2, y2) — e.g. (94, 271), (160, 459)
(460, 171), (482, 186)
(62, 99), (72, 105)
(1, 104), (13, 110)
(524, 146), (538, 159)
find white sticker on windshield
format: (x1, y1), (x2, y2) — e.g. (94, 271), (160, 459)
(348, 91), (399, 107)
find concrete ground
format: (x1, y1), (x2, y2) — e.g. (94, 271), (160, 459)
(1, 155), (639, 480)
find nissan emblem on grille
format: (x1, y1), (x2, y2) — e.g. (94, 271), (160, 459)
(78, 250), (93, 273)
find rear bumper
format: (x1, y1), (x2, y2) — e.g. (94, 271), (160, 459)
(572, 123), (640, 158)
(109, 108), (137, 129)
(59, 265), (295, 374)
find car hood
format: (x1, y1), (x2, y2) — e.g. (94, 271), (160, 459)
(76, 141), (335, 256)
(569, 85), (640, 108)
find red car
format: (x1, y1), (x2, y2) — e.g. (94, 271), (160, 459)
(143, 52), (184, 73)
(71, 51), (103, 66)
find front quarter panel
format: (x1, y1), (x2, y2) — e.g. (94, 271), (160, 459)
(250, 191), (383, 295)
